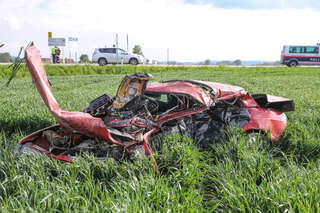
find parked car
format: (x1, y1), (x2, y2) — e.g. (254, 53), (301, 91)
(281, 45), (320, 67)
(92, 48), (144, 66)
(16, 45), (294, 171)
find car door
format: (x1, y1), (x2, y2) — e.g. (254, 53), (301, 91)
(99, 48), (114, 63)
(117, 48), (129, 64)
(107, 48), (117, 63)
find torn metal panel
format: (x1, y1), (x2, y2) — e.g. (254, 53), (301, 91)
(25, 45), (123, 146)
(113, 73), (153, 109)
(251, 94), (295, 112)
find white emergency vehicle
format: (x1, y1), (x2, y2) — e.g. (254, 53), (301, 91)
(280, 44), (320, 67)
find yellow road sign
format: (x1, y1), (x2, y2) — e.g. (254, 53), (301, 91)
(48, 32), (52, 38)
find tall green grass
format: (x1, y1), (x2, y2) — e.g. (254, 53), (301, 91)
(1, 66), (320, 212)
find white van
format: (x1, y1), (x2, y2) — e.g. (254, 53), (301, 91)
(280, 45), (320, 67)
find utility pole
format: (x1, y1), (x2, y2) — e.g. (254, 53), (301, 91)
(126, 34), (129, 52)
(167, 48), (169, 65)
(116, 33), (119, 63)
(116, 33), (119, 48)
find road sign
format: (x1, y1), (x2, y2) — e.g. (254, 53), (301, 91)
(48, 38), (66, 46)
(48, 32), (52, 38)
(68, 37), (78, 42)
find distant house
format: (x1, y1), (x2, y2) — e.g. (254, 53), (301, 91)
(41, 58), (75, 64)
(41, 58), (51, 63)
(64, 58), (75, 63)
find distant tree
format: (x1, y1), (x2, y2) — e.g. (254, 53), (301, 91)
(79, 54), (90, 63)
(0, 52), (12, 62)
(232, 59), (242, 66)
(256, 61), (281, 66)
(216, 60), (232, 65)
(273, 61), (280, 65)
(204, 59), (211, 65)
(132, 45), (144, 56)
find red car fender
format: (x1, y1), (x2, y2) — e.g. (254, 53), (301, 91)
(241, 93), (287, 141)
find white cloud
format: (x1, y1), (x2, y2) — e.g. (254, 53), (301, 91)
(187, 0), (320, 10)
(1, 0), (320, 61)
(2, 16), (21, 31)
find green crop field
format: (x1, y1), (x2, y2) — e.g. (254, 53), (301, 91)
(1, 65), (320, 212)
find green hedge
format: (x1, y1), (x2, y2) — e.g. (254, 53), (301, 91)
(1, 64), (319, 79)
(0, 65), (209, 78)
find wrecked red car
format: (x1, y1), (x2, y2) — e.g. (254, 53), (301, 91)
(16, 45), (294, 169)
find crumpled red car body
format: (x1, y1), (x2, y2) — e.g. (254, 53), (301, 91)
(16, 45), (294, 167)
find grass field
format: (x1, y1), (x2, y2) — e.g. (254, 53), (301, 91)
(1, 65), (320, 212)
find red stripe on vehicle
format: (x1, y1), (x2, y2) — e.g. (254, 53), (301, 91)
(283, 55), (320, 59)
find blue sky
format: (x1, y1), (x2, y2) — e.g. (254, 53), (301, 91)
(184, 0), (320, 10)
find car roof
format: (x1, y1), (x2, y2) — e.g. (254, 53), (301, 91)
(146, 81), (213, 107)
(145, 80), (247, 106)
(191, 80), (246, 99)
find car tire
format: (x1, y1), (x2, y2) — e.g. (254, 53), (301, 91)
(129, 58), (138, 66)
(98, 58), (107, 66)
(288, 60), (298, 67)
